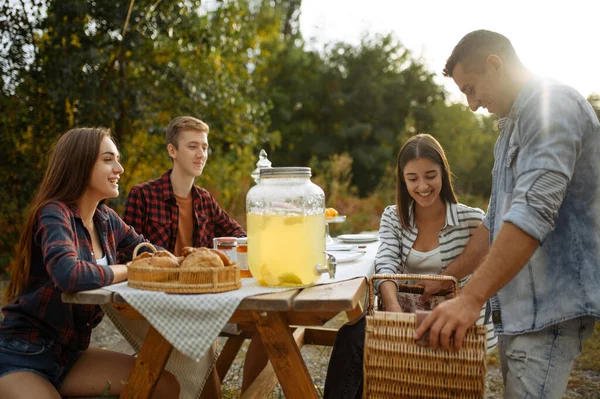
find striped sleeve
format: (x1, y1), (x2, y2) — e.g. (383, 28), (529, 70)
(476, 302), (498, 354)
(454, 204), (497, 352)
(374, 206), (403, 294)
(440, 205), (484, 286)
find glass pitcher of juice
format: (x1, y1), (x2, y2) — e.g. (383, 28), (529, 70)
(246, 167), (329, 287)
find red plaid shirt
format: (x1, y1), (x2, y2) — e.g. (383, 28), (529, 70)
(120, 170), (245, 261)
(0, 201), (145, 364)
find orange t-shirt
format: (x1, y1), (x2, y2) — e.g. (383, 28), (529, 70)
(174, 194), (193, 256)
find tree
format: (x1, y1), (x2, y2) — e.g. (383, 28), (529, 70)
(427, 102), (497, 199)
(0, 0), (283, 271)
(263, 33), (445, 196)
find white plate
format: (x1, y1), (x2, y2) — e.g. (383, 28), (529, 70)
(326, 215), (347, 224)
(326, 244), (356, 251)
(337, 234), (379, 243)
(327, 251), (365, 263)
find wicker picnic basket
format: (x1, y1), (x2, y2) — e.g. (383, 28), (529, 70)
(363, 274), (487, 399)
(127, 243), (241, 294)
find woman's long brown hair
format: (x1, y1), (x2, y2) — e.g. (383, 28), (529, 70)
(5, 128), (112, 303)
(396, 134), (458, 229)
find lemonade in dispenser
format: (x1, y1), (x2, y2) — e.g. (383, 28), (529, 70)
(246, 167), (333, 287)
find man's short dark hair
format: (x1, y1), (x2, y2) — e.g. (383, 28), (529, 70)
(443, 30), (520, 77)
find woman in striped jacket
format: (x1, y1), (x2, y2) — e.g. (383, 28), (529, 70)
(324, 133), (496, 399)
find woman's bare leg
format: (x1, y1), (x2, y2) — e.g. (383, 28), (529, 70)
(59, 347), (180, 398)
(0, 372), (62, 399)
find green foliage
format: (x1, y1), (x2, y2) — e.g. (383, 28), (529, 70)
(427, 102), (497, 199)
(1, 0), (504, 272)
(263, 33), (445, 196)
(577, 322), (600, 372)
(0, 0), (280, 269)
(310, 153), (384, 234)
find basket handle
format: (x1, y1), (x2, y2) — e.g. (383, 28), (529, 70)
(367, 274), (459, 314)
(132, 242), (157, 259)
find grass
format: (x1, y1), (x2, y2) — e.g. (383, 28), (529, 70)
(577, 322), (600, 371)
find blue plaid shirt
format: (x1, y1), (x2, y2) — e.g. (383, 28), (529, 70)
(1, 201), (145, 364)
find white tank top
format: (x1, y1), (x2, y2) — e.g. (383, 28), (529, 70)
(404, 247), (442, 282)
(96, 255), (108, 266)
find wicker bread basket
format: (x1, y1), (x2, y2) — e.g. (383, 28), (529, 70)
(127, 243), (241, 294)
(363, 274), (487, 399)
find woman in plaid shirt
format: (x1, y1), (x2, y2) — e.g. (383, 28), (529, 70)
(0, 128), (179, 398)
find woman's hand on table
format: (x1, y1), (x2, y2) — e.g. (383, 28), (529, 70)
(109, 264), (128, 284)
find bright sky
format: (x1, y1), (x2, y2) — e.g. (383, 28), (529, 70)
(299, 0), (600, 107)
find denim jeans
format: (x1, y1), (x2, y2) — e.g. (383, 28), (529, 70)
(323, 316), (365, 399)
(0, 335), (82, 389)
(499, 316), (596, 399)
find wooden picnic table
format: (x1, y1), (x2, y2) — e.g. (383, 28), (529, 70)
(62, 256), (373, 399)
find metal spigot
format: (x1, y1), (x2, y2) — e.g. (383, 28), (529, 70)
(316, 251), (337, 279)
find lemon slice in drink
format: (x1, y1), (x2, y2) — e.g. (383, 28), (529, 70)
(278, 273), (303, 286)
(259, 264), (279, 286)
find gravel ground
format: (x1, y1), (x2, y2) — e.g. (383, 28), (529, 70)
(89, 316), (600, 399)
(1, 278), (598, 398)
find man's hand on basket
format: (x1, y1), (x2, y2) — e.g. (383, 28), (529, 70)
(413, 294), (481, 351)
(416, 279), (455, 303)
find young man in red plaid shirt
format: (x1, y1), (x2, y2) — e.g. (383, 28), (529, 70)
(121, 116), (246, 258)
(121, 116), (266, 395)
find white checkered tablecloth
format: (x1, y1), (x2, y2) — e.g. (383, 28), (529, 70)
(104, 241), (378, 362)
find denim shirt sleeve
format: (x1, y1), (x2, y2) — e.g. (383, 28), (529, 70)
(482, 200), (491, 230)
(503, 88), (586, 242)
(36, 202), (114, 292)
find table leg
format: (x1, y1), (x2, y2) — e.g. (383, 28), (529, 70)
(253, 311), (318, 399)
(198, 333), (246, 398)
(120, 325), (173, 399)
(216, 335), (246, 381)
(241, 327), (306, 399)
(199, 366), (222, 399)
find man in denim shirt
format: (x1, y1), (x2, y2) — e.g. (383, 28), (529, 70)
(415, 30), (600, 398)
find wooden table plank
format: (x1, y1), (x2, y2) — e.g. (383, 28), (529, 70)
(62, 289), (114, 305)
(346, 299), (365, 324)
(253, 311), (317, 399)
(237, 289), (299, 311)
(292, 277), (367, 312)
(285, 310), (341, 326)
(121, 325), (173, 399)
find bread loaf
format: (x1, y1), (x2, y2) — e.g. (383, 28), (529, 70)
(180, 247), (224, 268)
(151, 250), (180, 268)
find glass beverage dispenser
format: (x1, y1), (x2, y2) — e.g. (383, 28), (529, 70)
(246, 167), (333, 287)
